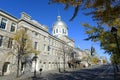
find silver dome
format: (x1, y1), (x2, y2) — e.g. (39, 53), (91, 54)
(52, 16), (68, 37)
(53, 16), (68, 29)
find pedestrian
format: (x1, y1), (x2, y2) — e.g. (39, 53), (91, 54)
(39, 65), (43, 75)
(39, 68), (42, 72)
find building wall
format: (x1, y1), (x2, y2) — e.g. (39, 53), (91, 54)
(0, 10), (74, 75)
(0, 10), (18, 75)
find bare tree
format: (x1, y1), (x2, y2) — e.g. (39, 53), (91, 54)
(12, 28), (39, 77)
(61, 42), (73, 72)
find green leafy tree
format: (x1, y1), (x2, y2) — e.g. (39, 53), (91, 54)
(61, 43), (73, 72)
(13, 28), (39, 77)
(49, 0), (120, 23)
(82, 54), (92, 66)
(83, 23), (120, 63)
(102, 59), (107, 64)
(49, 0), (120, 64)
(110, 54), (120, 64)
(92, 57), (99, 65)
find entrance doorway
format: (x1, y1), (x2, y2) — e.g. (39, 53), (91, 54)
(2, 62), (10, 76)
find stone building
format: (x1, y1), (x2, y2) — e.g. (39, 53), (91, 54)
(0, 9), (75, 75)
(99, 56), (107, 64)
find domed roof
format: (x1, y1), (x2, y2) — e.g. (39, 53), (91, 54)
(52, 16), (68, 37)
(53, 16), (68, 29)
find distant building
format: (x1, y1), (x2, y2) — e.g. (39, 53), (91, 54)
(99, 56), (107, 64)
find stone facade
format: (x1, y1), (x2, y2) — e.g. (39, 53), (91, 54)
(0, 10), (75, 75)
(0, 9), (102, 76)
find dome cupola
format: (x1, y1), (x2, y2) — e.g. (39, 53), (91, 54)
(52, 16), (68, 37)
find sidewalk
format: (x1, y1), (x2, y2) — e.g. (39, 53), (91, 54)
(0, 72), (17, 80)
(19, 68), (81, 80)
(0, 68), (81, 80)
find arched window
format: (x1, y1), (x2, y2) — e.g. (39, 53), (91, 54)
(54, 30), (55, 34)
(59, 28), (61, 33)
(56, 29), (58, 33)
(2, 62), (10, 76)
(65, 29), (66, 34)
(62, 29), (64, 33)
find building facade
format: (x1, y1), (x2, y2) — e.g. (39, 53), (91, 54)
(0, 10), (75, 75)
(0, 10), (105, 76)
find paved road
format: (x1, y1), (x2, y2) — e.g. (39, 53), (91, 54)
(1, 64), (120, 80)
(26, 64), (120, 80)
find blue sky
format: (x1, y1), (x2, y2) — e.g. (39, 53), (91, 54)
(0, 0), (110, 61)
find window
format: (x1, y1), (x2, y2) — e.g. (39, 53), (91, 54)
(10, 23), (16, 32)
(64, 29), (66, 34)
(54, 30), (55, 34)
(59, 28), (61, 33)
(0, 35), (3, 47)
(44, 36), (45, 40)
(52, 49), (54, 54)
(39, 34), (41, 38)
(44, 36), (47, 41)
(51, 48), (53, 54)
(52, 39), (54, 45)
(45, 37), (47, 41)
(8, 38), (13, 48)
(62, 29), (64, 33)
(0, 18), (7, 29)
(35, 32), (38, 36)
(35, 32), (39, 38)
(34, 42), (38, 50)
(53, 40), (56, 46)
(44, 44), (46, 51)
(48, 46), (50, 51)
(56, 29), (58, 33)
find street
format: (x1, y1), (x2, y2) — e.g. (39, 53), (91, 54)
(19, 64), (120, 80)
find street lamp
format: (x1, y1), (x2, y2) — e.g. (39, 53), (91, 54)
(33, 54), (38, 78)
(111, 27), (120, 72)
(91, 46), (95, 56)
(58, 56), (61, 72)
(111, 27), (120, 54)
(62, 41), (71, 72)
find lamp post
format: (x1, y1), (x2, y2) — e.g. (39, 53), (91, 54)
(33, 54), (38, 78)
(63, 46), (66, 72)
(61, 41), (72, 72)
(91, 46), (95, 56)
(58, 56), (61, 72)
(111, 27), (119, 72)
(111, 27), (120, 54)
